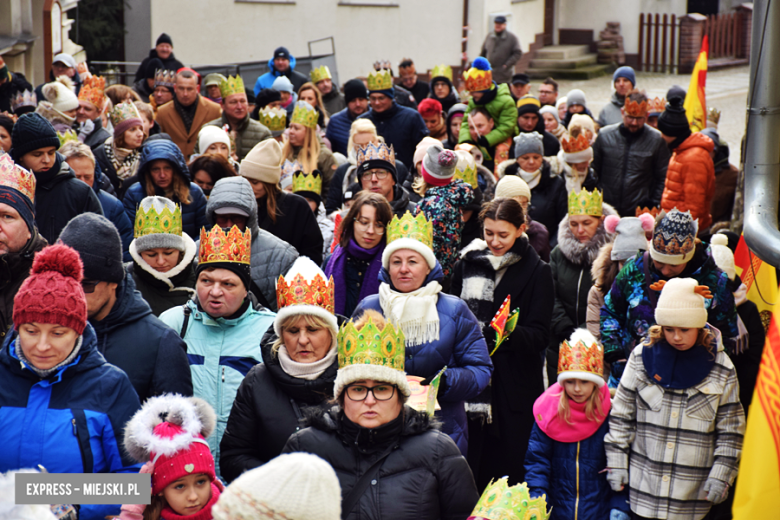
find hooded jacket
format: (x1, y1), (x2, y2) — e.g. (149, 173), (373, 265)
(0, 324), (142, 520)
(430, 77), (460, 114)
(596, 92), (625, 128)
(358, 101), (430, 169)
(253, 53), (309, 96)
(458, 83), (518, 148)
(0, 233), (47, 339)
(205, 178), (298, 311)
(122, 140), (208, 239)
(133, 48), (184, 83)
(660, 131), (716, 231)
(197, 112), (273, 161)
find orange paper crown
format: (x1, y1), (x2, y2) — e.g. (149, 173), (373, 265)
(624, 97), (649, 118)
(561, 133), (590, 154)
(464, 65), (492, 92)
(198, 225), (251, 265)
(0, 154), (36, 203)
(648, 97), (666, 115)
(557, 331), (604, 379)
(78, 76), (106, 109)
(276, 271), (335, 313)
(635, 206), (661, 218)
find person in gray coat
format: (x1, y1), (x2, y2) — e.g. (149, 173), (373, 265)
(479, 16), (523, 85)
(205, 176), (298, 311)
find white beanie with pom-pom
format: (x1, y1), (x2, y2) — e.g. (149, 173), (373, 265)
(42, 76), (79, 114)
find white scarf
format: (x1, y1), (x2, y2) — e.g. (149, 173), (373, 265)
(379, 281), (442, 346)
(557, 152), (589, 194)
(518, 167), (541, 189)
(277, 345), (337, 381)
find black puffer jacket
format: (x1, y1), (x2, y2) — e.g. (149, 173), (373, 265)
(283, 406), (479, 520)
(219, 324), (340, 483)
(591, 123), (671, 216)
(0, 233), (47, 339)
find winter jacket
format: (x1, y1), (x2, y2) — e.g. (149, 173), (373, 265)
(220, 325), (339, 483)
(92, 166), (133, 262)
(0, 324), (142, 520)
(253, 53), (309, 96)
(325, 107), (358, 157)
(257, 190), (323, 266)
(592, 123), (670, 216)
(358, 102), (429, 168)
(0, 233), (47, 339)
(0, 71), (33, 113)
(156, 95), (222, 159)
(325, 160), (410, 214)
(387, 184), (417, 217)
(596, 92), (626, 128)
(600, 244), (739, 364)
(33, 154), (103, 243)
(122, 140), (208, 239)
(282, 406), (480, 520)
(159, 299), (275, 475)
(729, 277), (764, 414)
(91, 275), (192, 403)
(660, 132), (716, 231)
(458, 83), (518, 147)
(126, 232), (197, 316)
(480, 30), (523, 84)
(197, 113), (272, 161)
(132, 78), (154, 102)
(322, 89), (346, 117)
(134, 49), (184, 83)
(527, 219), (551, 263)
(354, 266), (493, 455)
(82, 117), (112, 151)
(205, 178), (298, 311)
(586, 243), (620, 340)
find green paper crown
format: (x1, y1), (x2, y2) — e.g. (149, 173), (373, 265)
(337, 313), (405, 371)
(470, 479), (550, 520)
(259, 106), (287, 132)
(431, 64), (453, 81)
(219, 75), (245, 99)
(134, 202), (183, 238)
(567, 187), (603, 217)
(386, 211), (433, 249)
(57, 130), (79, 147)
(292, 171), (322, 195)
(454, 159), (478, 188)
(367, 69), (393, 91)
(310, 65), (332, 84)
(291, 101), (318, 129)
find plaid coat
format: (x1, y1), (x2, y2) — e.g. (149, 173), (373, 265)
(604, 340), (745, 520)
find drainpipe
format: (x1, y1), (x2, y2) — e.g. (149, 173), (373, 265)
(461, 0), (470, 72)
(743, 0), (780, 266)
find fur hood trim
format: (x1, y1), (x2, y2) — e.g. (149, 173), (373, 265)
(129, 232), (197, 294)
(591, 242), (620, 293)
(556, 202), (618, 266)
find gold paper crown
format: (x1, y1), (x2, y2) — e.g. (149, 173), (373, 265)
(386, 211), (433, 249)
(707, 106), (721, 125)
(154, 69), (176, 89)
(0, 154), (36, 203)
(648, 97), (666, 115)
(198, 225), (251, 265)
(431, 64), (453, 82)
(635, 206), (661, 218)
(470, 479), (550, 520)
(292, 171), (322, 195)
(367, 69), (393, 91)
(310, 65), (332, 84)
(558, 332), (604, 378)
(134, 202), (182, 238)
(337, 313), (405, 371)
(453, 151), (478, 188)
(624, 98), (649, 118)
(78, 76), (106, 108)
(291, 101), (318, 129)
(276, 270), (334, 314)
(219, 75), (245, 99)
(110, 102), (142, 127)
(57, 130), (79, 147)
(12, 89), (37, 111)
(561, 133), (591, 154)
(259, 106), (287, 132)
(464, 67), (492, 93)
(568, 188), (603, 217)
(355, 142), (395, 169)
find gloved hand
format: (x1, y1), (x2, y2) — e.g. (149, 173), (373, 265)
(606, 468), (629, 492)
(610, 509), (631, 520)
(420, 372), (448, 393)
(703, 478), (729, 504)
(477, 135), (490, 148)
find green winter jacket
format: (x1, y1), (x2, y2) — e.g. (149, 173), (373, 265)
(458, 83), (518, 147)
(197, 114), (272, 161)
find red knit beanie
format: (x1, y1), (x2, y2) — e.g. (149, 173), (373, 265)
(13, 244), (87, 335)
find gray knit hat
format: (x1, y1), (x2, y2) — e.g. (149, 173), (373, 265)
(566, 89), (587, 109)
(605, 214), (654, 261)
(59, 213), (125, 283)
(134, 196), (185, 253)
(513, 132), (544, 158)
(421, 143), (458, 187)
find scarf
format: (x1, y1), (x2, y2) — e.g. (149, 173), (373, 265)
(161, 481), (222, 520)
(15, 335), (83, 379)
(518, 167), (541, 189)
(379, 280), (441, 347)
(324, 239), (384, 315)
(278, 345), (338, 381)
(174, 95), (200, 133)
(532, 383), (611, 443)
(105, 136), (141, 180)
(642, 339), (715, 389)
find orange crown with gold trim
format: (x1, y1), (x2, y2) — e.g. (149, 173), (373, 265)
(561, 133), (590, 154)
(557, 329), (603, 381)
(0, 153), (36, 203)
(463, 58), (493, 92)
(624, 97), (649, 118)
(78, 76), (106, 109)
(198, 225), (251, 265)
(648, 97), (666, 116)
(276, 268), (335, 314)
(635, 206), (661, 218)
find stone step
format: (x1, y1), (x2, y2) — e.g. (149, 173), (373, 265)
(530, 53), (598, 70)
(534, 45), (590, 60)
(526, 63), (612, 80)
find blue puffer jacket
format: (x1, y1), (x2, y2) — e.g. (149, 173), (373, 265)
(0, 324), (142, 520)
(252, 53), (308, 96)
(93, 163), (133, 261)
(353, 264), (493, 455)
(122, 140), (207, 239)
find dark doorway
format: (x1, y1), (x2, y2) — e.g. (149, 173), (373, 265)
(688, 0), (719, 15)
(544, 0), (555, 45)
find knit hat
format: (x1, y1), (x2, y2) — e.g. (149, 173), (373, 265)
(649, 209), (698, 265)
(495, 175), (531, 202)
(613, 66), (636, 87)
(557, 328), (605, 388)
(657, 96), (691, 139)
(344, 78), (369, 104)
(654, 277), (709, 328)
(417, 98), (442, 118)
(513, 131), (544, 158)
(710, 233), (736, 281)
(240, 139), (283, 183)
(110, 102), (143, 140)
(133, 196), (185, 253)
(13, 244), (87, 335)
(156, 33), (173, 46)
(198, 125), (231, 155)
(604, 214), (653, 261)
(42, 77), (79, 114)
(59, 213), (125, 283)
(413, 136), (441, 167)
(124, 395), (216, 495)
(271, 76), (294, 94)
(421, 144), (458, 186)
(273, 46), (291, 60)
(565, 89), (587, 109)
(10, 113), (60, 162)
(212, 453), (341, 520)
(254, 88), (281, 110)
(0, 154), (36, 235)
(516, 95), (541, 117)
(540, 105), (559, 123)
(569, 114), (596, 140)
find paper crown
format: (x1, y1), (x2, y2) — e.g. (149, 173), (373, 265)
(219, 75), (245, 99)
(386, 211), (433, 249)
(258, 106), (287, 132)
(624, 97), (649, 118)
(134, 201), (183, 238)
(110, 102), (142, 127)
(78, 76), (106, 108)
(57, 129), (79, 147)
(0, 154), (36, 203)
(568, 188), (603, 217)
(431, 64), (453, 82)
(453, 150), (478, 188)
(355, 142), (395, 169)
(635, 206), (661, 218)
(464, 58), (493, 92)
(276, 268), (334, 314)
(12, 89), (37, 112)
(647, 97), (666, 116)
(708, 106), (721, 125)
(337, 312), (405, 371)
(310, 65), (332, 84)
(282, 159), (304, 178)
(154, 69), (176, 89)
(292, 171), (322, 195)
(367, 69), (393, 91)
(558, 330), (604, 379)
(561, 133), (591, 154)
(198, 225), (251, 265)
(469, 479), (550, 520)
(373, 60), (392, 72)
(291, 101), (318, 129)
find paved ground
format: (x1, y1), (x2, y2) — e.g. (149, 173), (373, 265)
(546, 65), (750, 165)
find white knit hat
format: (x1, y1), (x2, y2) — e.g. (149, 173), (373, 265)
(495, 175), (532, 202)
(212, 453), (341, 520)
(198, 125), (231, 155)
(42, 76), (79, 113)
(654, 277), (708, 328)
(240, 139), (283, 184)
(710, 233), (736, 281)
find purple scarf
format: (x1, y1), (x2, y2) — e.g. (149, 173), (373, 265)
(325, 239), (385, 315)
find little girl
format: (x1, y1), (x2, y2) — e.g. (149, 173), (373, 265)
(524, 328), (624, 520)
(605, 278), (746, 520)
(120, 394), (224, 520)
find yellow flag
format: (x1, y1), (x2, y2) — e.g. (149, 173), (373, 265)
(684, 36), (708, 132)
(734, 235), (777, 324)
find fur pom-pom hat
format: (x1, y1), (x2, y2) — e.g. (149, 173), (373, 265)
(605, 214), (653, 261)
(124, 394), (217, 494)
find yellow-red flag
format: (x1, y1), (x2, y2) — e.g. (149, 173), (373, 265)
(684, 35), (708, 132)
(734, 235), (777, 325)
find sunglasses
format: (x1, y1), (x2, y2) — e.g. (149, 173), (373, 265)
(81, 280), (100, 294)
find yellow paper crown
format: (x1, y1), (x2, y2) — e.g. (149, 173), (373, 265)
(259, 106), (287, 132)
(431, 64), (453, 82)
(57, 130), (79, 147)
(367, 69), (393, 91)
(453, 150), (478, 188)
(291, 101), (318, 129)
(78, 76), (106, 108)
(310, 65), (332, 84)
(386, 211), (433, 249)
(0, 154), (36, 203)
(134, 201), (183, 238)
(707, 106), (721, 125)
(337, 313), (405, 371)
(219, 75), (245, 99)
(198, 225), (251, 265)
(470, 479), (550, 520)
(558, 330), (604, 379)
(568, 188), (603, 217)
(292, 171), (322, 195)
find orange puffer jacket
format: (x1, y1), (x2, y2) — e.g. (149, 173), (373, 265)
(660, 132), (715, 231)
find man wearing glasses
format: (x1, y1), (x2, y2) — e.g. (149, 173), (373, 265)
(357, 142), (416, 217)
(538, 77), (559, 107)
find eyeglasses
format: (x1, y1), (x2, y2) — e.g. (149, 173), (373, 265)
(354, 218), (385, 234)
(345, 384), (397, 401)
(360, 170), (391, 180)
(538, 89), (556, 95)
(81, 280), (100, 294)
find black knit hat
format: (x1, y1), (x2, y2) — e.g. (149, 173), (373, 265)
(59, 213), (125, 283)
(344, 79), (369, 104)
(255, 88), (281, 109)
(156, 33), (173, 46)
(657, 96), (691, 139)
(10, 113), (60, 162)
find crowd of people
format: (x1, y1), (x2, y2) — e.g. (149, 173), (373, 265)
(0, 18), (757, 520)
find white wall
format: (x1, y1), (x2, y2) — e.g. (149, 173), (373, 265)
(466, 0), (545, 60)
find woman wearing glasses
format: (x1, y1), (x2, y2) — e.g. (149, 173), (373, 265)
(323, 191), (393, 317)
(283, 310), (480, 520)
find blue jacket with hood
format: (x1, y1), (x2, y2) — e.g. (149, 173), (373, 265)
(352, 263), (493, 455)
(0, 323), (142, 520)
(253, 53), (309, 96)
(92, 162), (133, 261)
